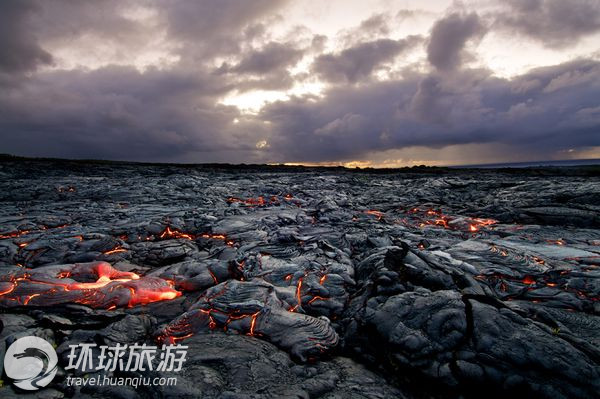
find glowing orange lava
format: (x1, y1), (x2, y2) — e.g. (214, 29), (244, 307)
(200, 233), (226, 240)
(227, 196), (269, 206)
(0, 230), (31, 239)
(295, 277), (303, 309)
(532, 256), (546, 265)
(127, 287), (181, 307)
(522, 276), (536, 285)
(248, 312), (260, 336)
(308, 296), (328, 305)
(404, 207), (497, 232)
(226, 194), (299, 207)
(0, 262), (181, 309)
(103, 247), (127, 255)
(364, 210), (384, 220)
(143, 227), (237, 247)
(57, 271), (71, 279)
(160, 226), (194, 240)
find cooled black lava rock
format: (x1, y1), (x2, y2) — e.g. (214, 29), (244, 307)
(0, 159), (599, 398)
(158, 279), (339, 362)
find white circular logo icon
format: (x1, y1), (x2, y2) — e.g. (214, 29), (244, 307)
(4, 336), (58, 390)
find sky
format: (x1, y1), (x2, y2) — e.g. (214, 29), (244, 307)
(1, 0), (599, 167)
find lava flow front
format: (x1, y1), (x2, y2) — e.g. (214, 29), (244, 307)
(0, 261), (181, 309)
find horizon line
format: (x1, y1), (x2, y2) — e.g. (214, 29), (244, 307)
(2, 153), (600, 170)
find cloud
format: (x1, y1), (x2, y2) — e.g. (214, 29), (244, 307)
(160, 0), (288, 59)
(357, 13), (390, 36)
(0, 0), (52, 75)
(221, 41), (304, 76)
(0, 0), (598, 165)
(313, 36), (422, 83)
(30, 0), (178, 71)
(213, 40), (306, 92)
(426, 12), (486, 71)
(37, 0), (148, 44)
(314, 113), (367, 136)
(259, 59), (600, 162)
(494, 0), (600, 48)
(2, 56), (598, 164)
(0, 0), (288, 162)
(0, 65), (270, 162)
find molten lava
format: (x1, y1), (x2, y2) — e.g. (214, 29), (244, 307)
(403, 207), (497, 232)
(364, 210), (384, 220)
(0, 261), (181, 309)
(159, 226), (194, 240)
(285, 272), (333, 313)
(475, 267), (599, 305)
(103, 246), (128, 255)
(226, 194), (299, 207)
(522, 276), (536, 285)
(295, 277), (303, 308)
(227, 196), (271, 206)
(0, 230), (31, 239)
(118, 226), (236, 247)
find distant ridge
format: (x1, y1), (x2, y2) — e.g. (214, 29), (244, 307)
(1, 153), (599, 176)
(450, 158), (600, 169)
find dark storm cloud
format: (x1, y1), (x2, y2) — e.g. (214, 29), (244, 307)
(214, 40), (305, 92)
(260, 59), (600, 162)
(0, 65), (260, 161)
(0, 0), (52, 74)
(221, 42), (304, 75)
(160, 0), (288, 59)
(0, 0), (598, 164)
(409, 76), (450, 125)
(427, 12), (486, 71)
(0, 0), (286, 162)
(313, 36), (422, 83)
(37, 0), (146, 43)
(494, 0), (600, 48)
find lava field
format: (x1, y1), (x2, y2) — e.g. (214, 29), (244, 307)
(0, 159), (599, 398)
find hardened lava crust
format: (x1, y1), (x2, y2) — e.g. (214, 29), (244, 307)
(0, 158), (599, 398)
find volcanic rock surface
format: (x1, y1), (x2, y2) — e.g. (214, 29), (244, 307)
(0, 159), (599, 398)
